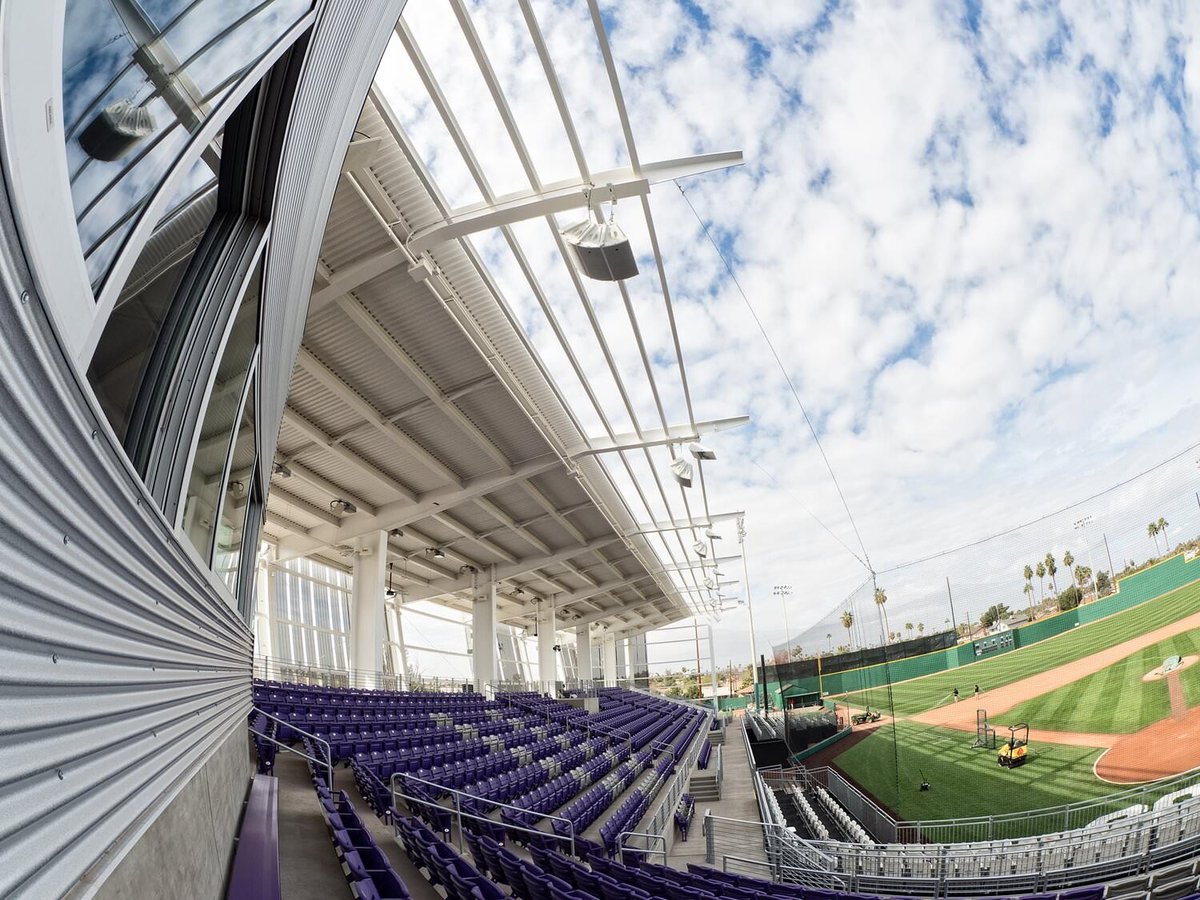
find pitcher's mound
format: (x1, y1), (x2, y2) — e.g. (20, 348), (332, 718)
(1141, 655), (1200, 683)
(1094, 705), (1200, 783)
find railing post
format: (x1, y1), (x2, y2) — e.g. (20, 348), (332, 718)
(704, 810), (714, 864)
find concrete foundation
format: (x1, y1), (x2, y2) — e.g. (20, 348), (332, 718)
(93, 722), (251, 900)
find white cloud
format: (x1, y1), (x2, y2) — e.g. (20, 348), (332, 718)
(382, 0), (1200, 670)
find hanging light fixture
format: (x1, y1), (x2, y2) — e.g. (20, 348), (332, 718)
(669, 453), (693, 488)
(385, 562), (397, 599)
(79, 100), (155, 161)
(560, 184), (638, 281)
(692, 540), (708, 557)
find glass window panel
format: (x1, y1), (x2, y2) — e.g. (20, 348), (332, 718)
(180, 258), (261, 561)
(63, 0), (313, 290)
(212, 376), (256, 593)
(87, 157), (217, 442)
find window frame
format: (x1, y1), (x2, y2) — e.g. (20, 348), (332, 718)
(0, 0), (314, 370)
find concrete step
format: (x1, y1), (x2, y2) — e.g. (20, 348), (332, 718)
(709, 731), (725, 746)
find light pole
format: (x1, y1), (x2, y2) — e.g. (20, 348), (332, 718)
(1074, 515), (1100, 602)
(772, 584), (794, 661)
(737, 517), (760, 701)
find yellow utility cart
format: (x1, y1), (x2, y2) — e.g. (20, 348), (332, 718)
(998, 723), (1029, 768)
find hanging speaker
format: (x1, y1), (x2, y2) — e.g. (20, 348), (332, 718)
(79, 100), (155, 162)
(560, 218), (638, 281)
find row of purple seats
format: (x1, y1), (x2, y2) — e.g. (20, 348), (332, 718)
(673, 793), (695, 841)
(395, 815), (504, 900)
(309, 761), (411, 899)
(249, 711), (277, 775)
(353, 726), (567, 777)
(599, 789), (649, 855)
(462, 739), (609, 809)
(697, 740), (712, 770)
(554, 749), (653, 838)
(252, 684), (501, 704)
(464, 830), (592, 900)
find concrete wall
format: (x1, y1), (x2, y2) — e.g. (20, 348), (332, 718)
(92, 724), (250, 900)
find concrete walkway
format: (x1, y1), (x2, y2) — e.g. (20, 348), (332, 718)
(273, 751), (439, 900)
(666, 718), (766, 873)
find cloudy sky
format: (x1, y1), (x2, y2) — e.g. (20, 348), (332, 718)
(381, 0), (1200, 673)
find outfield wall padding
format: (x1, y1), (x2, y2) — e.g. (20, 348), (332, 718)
(762, 553), (1200, 707)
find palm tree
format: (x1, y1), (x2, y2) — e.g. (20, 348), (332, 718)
(1023, 563), (1034, 599)
(1158, 517), (1170, 554)
(1149, 521), (1161, 556)
(825, 633), (832, 652)
(1063, 550), (1075, 587)
(873, 587), (890, 643)
(1045, 552), (1058, 595)
(917, 623), (925, 635)
(1074, 565), (1092, 594)
(905, 622), (914, 639)
(1023, 581), (1035, 618)
(1036, 561), (1046, 601)
(841, 610), (854, 650)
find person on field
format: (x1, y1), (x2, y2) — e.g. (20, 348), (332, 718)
(974, 684), (981, 698)
(953, 687), (960, 703)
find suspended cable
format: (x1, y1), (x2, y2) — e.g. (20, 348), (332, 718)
(876, 436), (1200, 574)
(677, 181), (875, 574)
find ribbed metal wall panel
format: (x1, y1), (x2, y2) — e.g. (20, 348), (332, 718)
(257, 0), (410, 497)
(0, 154), (252, 897)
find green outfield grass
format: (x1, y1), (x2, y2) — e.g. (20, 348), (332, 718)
(835, 580), (1200, 717)
(1001, 629), (1200, 733)
(833, 721), (1109, 824)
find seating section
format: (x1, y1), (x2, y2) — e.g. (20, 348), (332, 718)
(257, 679), (707, 860)
(302, 738), (414, 900)
(697, 739), (712, 769)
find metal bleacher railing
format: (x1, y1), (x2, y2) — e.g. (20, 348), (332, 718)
(713, 728), (1200, 897)
(618, 706), (715, 861)
(254, 657), (471, 692)
(389, 771), (579, 858)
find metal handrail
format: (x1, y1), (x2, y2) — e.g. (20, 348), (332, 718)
(249, 706), (334, 788)
(389, 771), (578, 857)
(617, 830), (666, 862)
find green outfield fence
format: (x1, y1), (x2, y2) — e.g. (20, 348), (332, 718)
(762, 552), (1200, 708)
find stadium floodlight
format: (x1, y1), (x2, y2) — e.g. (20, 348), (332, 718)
(330, 498), (357, 514)
(669, 454), (693, 488)
(704, 577), (716, 590)
(704, 528), (721, 540)
(688, 442), (716, 461)
(692, 540), (708, 557)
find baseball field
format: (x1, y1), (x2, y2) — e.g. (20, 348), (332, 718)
(823, 576), (1200, 822)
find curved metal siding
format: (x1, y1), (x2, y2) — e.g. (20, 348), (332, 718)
(0, 166), (252, 897)
(257, 0), (410, 497)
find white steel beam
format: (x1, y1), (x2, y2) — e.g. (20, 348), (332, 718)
(295, 347), (462, 486)
(275, 459), (377, 517)
(655, 554), (741, 573)
(281, 408), (418, 502)
(276, 456), (562, 561)
(266, 486), (343, 527)
(568, 416), (749, 458)
(402, 537), (619, 603)
(628, 510), (744, 536)
(337, 294), (512, 471)
(406, 153), (740, 254)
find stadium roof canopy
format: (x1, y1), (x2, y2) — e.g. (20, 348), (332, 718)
(261, 0), (747, 639)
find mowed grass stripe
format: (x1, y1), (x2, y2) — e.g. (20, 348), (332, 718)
(833, 721), (1109, 827)
(1005, 629), (1200, 733)
(835, 581), (1200, 717)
